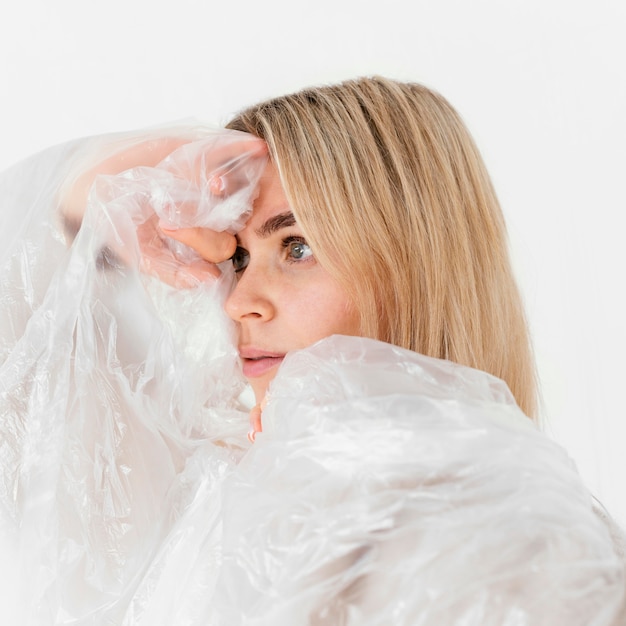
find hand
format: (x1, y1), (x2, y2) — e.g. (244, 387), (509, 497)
(58, 128), (267, 288)
(135, 218), (240, 287)
(60, 133), (194, 239)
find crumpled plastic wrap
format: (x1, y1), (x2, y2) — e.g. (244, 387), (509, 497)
(0, 125), (265, 624)
(119, 336), (626, 625)
(1, 127), (625, 625)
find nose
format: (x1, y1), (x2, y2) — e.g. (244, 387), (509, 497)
(224, 267), (275, 323)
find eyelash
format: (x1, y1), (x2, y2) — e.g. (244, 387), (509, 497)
(230, 236), (313, 274)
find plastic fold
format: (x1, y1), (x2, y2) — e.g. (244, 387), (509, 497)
(0, 126), (624, 625)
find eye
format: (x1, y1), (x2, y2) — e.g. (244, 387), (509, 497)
(230, 246), (250, 273)
(284, 237), (313, 262)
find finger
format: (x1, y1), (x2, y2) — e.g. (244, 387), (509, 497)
(205, 139), (268, 198)
(160, 225), (237, 264)
(136, 216), (222, 287)
(141, 253), (222, 288)
(206, 137), (267, 163)
(59, 135), (266, 228)
(247, 404), (263, 443)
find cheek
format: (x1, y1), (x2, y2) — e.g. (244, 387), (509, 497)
(283, 280), (360, 344)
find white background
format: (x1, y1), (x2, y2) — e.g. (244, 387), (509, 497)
(1, 0), (624, 524)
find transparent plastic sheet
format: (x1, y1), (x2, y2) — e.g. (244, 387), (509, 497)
(117, 336), (626, 626)
(0, 125), (266, 624)
(1, 130), (625, 626)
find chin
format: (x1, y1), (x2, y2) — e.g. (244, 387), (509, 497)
(250, 378), (271, 406)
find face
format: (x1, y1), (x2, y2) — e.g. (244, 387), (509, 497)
(225, 162), (361, 404)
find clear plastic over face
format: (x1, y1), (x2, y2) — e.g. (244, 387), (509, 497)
(57, 131), (360, 406)
(57, 127), (268, 287)
(0, 127), (271, 623)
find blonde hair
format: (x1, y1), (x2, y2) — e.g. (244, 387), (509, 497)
(227, 76), (537, 418)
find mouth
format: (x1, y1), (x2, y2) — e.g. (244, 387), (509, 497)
(238, 347), (285, 378)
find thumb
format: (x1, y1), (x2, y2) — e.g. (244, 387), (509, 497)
(160, 225), (237, 264)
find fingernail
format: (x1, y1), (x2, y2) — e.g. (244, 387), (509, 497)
(247, 403), (263, 445)
(209, 175), (225, 195)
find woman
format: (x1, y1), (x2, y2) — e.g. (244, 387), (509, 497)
(168, 77), (536, 424)
(1, 77), (624, 624)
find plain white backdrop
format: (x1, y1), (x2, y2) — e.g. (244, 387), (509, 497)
(1, 0), (624, 524)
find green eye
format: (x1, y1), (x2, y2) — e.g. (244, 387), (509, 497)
(231, 246), (250, 272)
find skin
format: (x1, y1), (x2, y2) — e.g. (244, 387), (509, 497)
(166, 162), (361, 404)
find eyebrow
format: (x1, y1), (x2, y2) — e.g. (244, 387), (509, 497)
(254, 211), (296, 238)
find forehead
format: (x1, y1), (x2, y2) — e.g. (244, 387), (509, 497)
(245, 162), (291, 229)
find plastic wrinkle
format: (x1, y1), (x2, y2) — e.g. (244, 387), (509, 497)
(1, 127), (625, 625)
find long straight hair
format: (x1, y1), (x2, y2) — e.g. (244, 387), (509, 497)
(227, 76), (538, 418)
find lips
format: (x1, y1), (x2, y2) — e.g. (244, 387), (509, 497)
(238, 347), (285, 378)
